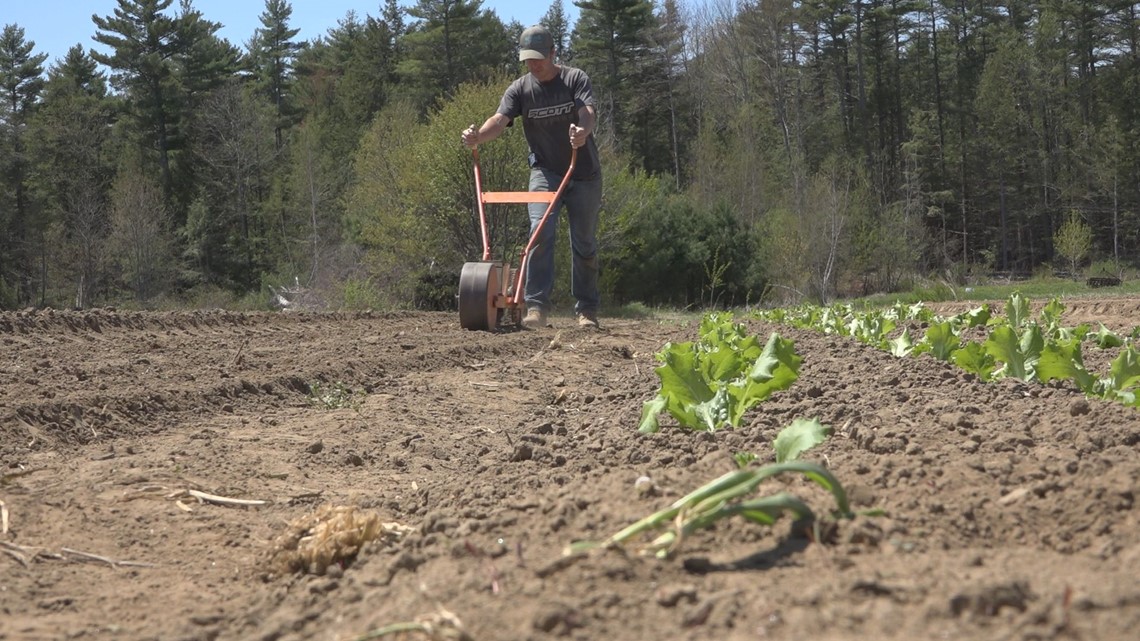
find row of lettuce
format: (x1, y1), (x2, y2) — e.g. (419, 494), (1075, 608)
(640, 294), (1139, 440)
(582, 295), (1137, 559)
(753, 294), (1140, 408)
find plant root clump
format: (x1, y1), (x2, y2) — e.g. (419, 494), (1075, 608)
(270, 504), (412, 575)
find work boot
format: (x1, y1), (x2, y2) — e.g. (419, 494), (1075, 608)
(576, 310), (599, 329)
(521, 308), (547, 329)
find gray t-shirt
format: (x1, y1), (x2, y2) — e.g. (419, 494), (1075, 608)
(496, 66), (600, 180)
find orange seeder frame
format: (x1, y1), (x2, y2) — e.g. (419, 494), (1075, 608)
(471, 146), (577, 310)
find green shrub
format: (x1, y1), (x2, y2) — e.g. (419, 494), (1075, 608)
(413, 271), (459, 311)
(341, 278), (385, 310)
(1088, 259), (1124, 279)
(609, 196), (762, 308)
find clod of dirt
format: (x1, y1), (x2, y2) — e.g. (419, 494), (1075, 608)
(949, 581), (1034, 618)
(682, 599), (714, 627)
(1069, 399), (1091, 416)
(532, 604), (582, 636)
(269, 504), (411, 576)
(655, 584), (698, 607)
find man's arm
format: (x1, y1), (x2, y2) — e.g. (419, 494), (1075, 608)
(463, 113), (510, 148)
(570, 105), (596, 149)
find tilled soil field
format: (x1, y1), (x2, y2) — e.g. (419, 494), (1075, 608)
(1, 302), (1138, 641)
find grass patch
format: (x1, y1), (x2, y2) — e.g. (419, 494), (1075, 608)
(601, 302), (704, 327)
(855, 276), (1140, 308)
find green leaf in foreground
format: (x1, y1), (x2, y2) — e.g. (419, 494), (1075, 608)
(951, 341), (995, 380)
(986, 324), (1043, 381)
(647, 342), (715, 431)
(889, 327), (914, 357)
(638, 395), (669, 433)
(568, 460), (853, 559)
(639, 323), (800, 432)
(1037, 339), (1095, 393)
(1099, 346), (1140, 405)
(1005, 292), (1031, 329)
(924, 321), (961, 361)
(1040, 297), (1065, 334)
(958, 304), (992, 328)
(774, 418), (833, 462)
(1095, 324), (1124, 349)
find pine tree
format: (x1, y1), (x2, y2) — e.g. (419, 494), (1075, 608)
(383, 0), (407, 54)
(542, 0), (572, 61)
(397, 0), (512, 109)
(251, 0), (302, 148)
(92, 0), (183, 202)
(0, 23), (48, 307)
(571, 0), (655, 147)
(27, 45), (117, 308)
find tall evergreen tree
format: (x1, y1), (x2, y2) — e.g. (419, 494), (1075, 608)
(174, 1), (241, 102)
(186, 81), (276, 290)
(383, 0), (407, 54)
(542, 0), (573, 61)
(251, 0), (302, 148)
(172, 1), (243, 205)
(92, 0), (181, 199)
(571, 0), (654, 148)
(630, 0), (689, 179)
(341, 16), (398, 125)
(397, 0), (512, 109)
(27, 46), (117, 308)
(0, 24), (48, 307)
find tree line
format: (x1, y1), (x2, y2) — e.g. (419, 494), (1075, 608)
(1, 0), (1137, 312)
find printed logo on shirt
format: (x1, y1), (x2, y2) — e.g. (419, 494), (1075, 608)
(528, 102), (574, 119)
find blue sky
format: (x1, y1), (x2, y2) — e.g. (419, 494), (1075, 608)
(4, 1), (576, 65)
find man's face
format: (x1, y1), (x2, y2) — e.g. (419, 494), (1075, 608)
(525, 50), (555, 77)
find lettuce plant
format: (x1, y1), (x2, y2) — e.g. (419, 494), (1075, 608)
(639, 313), (800, 433)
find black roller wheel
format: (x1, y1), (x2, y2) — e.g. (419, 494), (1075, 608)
(459, 262), (501, 331)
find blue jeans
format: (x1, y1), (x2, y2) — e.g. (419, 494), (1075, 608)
(525, 167), (602, 314)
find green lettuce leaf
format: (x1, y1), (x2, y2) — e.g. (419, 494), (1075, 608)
(774, 418), (833, 463)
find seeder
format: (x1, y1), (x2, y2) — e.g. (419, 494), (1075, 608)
(458, 147), (576, 331)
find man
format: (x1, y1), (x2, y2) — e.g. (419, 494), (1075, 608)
(461, 25), (602, 330)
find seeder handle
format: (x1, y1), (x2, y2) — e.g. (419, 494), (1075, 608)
(471, 147), (493, 262)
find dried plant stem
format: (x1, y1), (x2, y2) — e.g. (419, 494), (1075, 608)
(186, 489), (267, 507)
(61, 547), (156, 568)
(350, 622), (429, 640)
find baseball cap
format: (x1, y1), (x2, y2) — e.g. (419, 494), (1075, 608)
(518, 25), (553, 61)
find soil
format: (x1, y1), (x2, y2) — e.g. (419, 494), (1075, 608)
(2, 300), (1138, 641)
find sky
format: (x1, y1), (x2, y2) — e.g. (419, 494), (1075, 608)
(3, 1), (576, 66)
